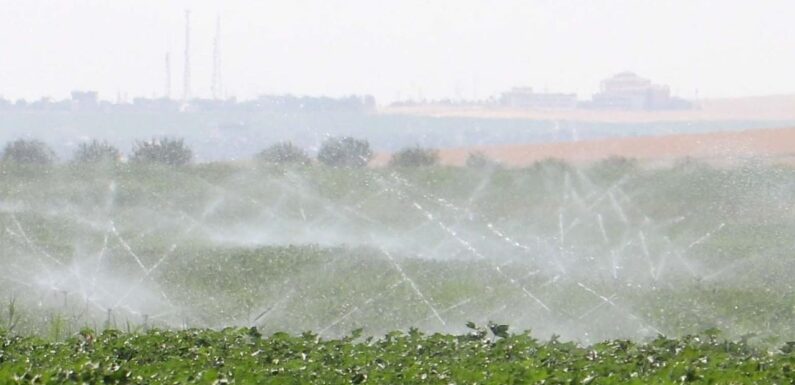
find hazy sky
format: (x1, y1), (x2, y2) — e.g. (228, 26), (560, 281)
(1, 0), (794, 103)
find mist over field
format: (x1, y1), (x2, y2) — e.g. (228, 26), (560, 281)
(3, 160), (795, 343)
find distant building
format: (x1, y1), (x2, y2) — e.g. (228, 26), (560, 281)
(500, 87), (578, 109)
(587, 72), (691, 110)
(70, 91), (99, 111)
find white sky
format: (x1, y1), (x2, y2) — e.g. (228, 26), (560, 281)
(1, 0), (794, 103)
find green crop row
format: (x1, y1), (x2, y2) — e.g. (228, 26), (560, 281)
(1, 326), (793, 384)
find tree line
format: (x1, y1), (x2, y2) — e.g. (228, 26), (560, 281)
(0, 137), (491, 168)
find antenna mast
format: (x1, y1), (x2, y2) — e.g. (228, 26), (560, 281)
(211, 14), (222, 100)
(165, 52), (171, 99)
(182, 9), (191, 103)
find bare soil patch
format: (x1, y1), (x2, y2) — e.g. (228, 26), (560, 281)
(373, 126), (795, 167)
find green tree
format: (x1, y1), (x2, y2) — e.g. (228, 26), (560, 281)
(257, 142), (311, 166)
(465, 151), (500, 169)
(1, 139), (56, 165)
(72, 140), (121, 164)
(589, 156), (639, 179)
(130, 137), (192, 166)
(317, 137), (373, 168)
(388, 146), (439, 168)
(532, 158), (571, 173)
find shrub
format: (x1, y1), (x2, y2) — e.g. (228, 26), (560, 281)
(531, 158), (572, 173)
(1, 139), (56, 165)
(589, 156), (639, 178)
(130, 137), (192, 166)
(317, 137), (373, 168)
(388, 146), (439, 168)
(257, 142), (311, 166)
(465, 152), (500, 169)
(594, 156), (637, 169)
(72, 140), (121, 164)
(672, 156), (711, 172)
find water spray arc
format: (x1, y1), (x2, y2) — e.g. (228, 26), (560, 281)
(379, 168), (711, 337)
(0, 162), (788, 341)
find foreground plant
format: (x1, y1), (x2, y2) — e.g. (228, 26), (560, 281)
(0, 327), (792, 384)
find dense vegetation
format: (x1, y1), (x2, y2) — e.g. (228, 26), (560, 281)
(256, 142), (312, 166)
(316, 137), (374, 168)
(1, 139), (56, 165)
(0, 137), (442, 169)
(388, 146), (439, 168)
(130, 138), (193, 166)
(72, 140), (122, 164)
(1, 327), (793, 384)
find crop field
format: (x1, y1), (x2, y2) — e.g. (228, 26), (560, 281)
(1, 159), (794, 382)
(2, 327), (794, 384)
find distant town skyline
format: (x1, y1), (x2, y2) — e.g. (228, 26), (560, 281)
(1, 0), (794, 103)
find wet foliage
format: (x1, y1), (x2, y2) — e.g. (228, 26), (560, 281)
(1, 139), (56, 166)
(388, 146), (439, 168)
(0, 327), (793, 384)
(317, 137), (373, 168)
(465, 151), (501, 169)
(256, 142), (312, 166)
(129, 137), (193, 166)
(71, 140), (122, 164)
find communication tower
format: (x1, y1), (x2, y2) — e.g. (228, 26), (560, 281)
(182, 10), (191, 103)
(165, 52), (171, 99)
(211, 15), (222, 100)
